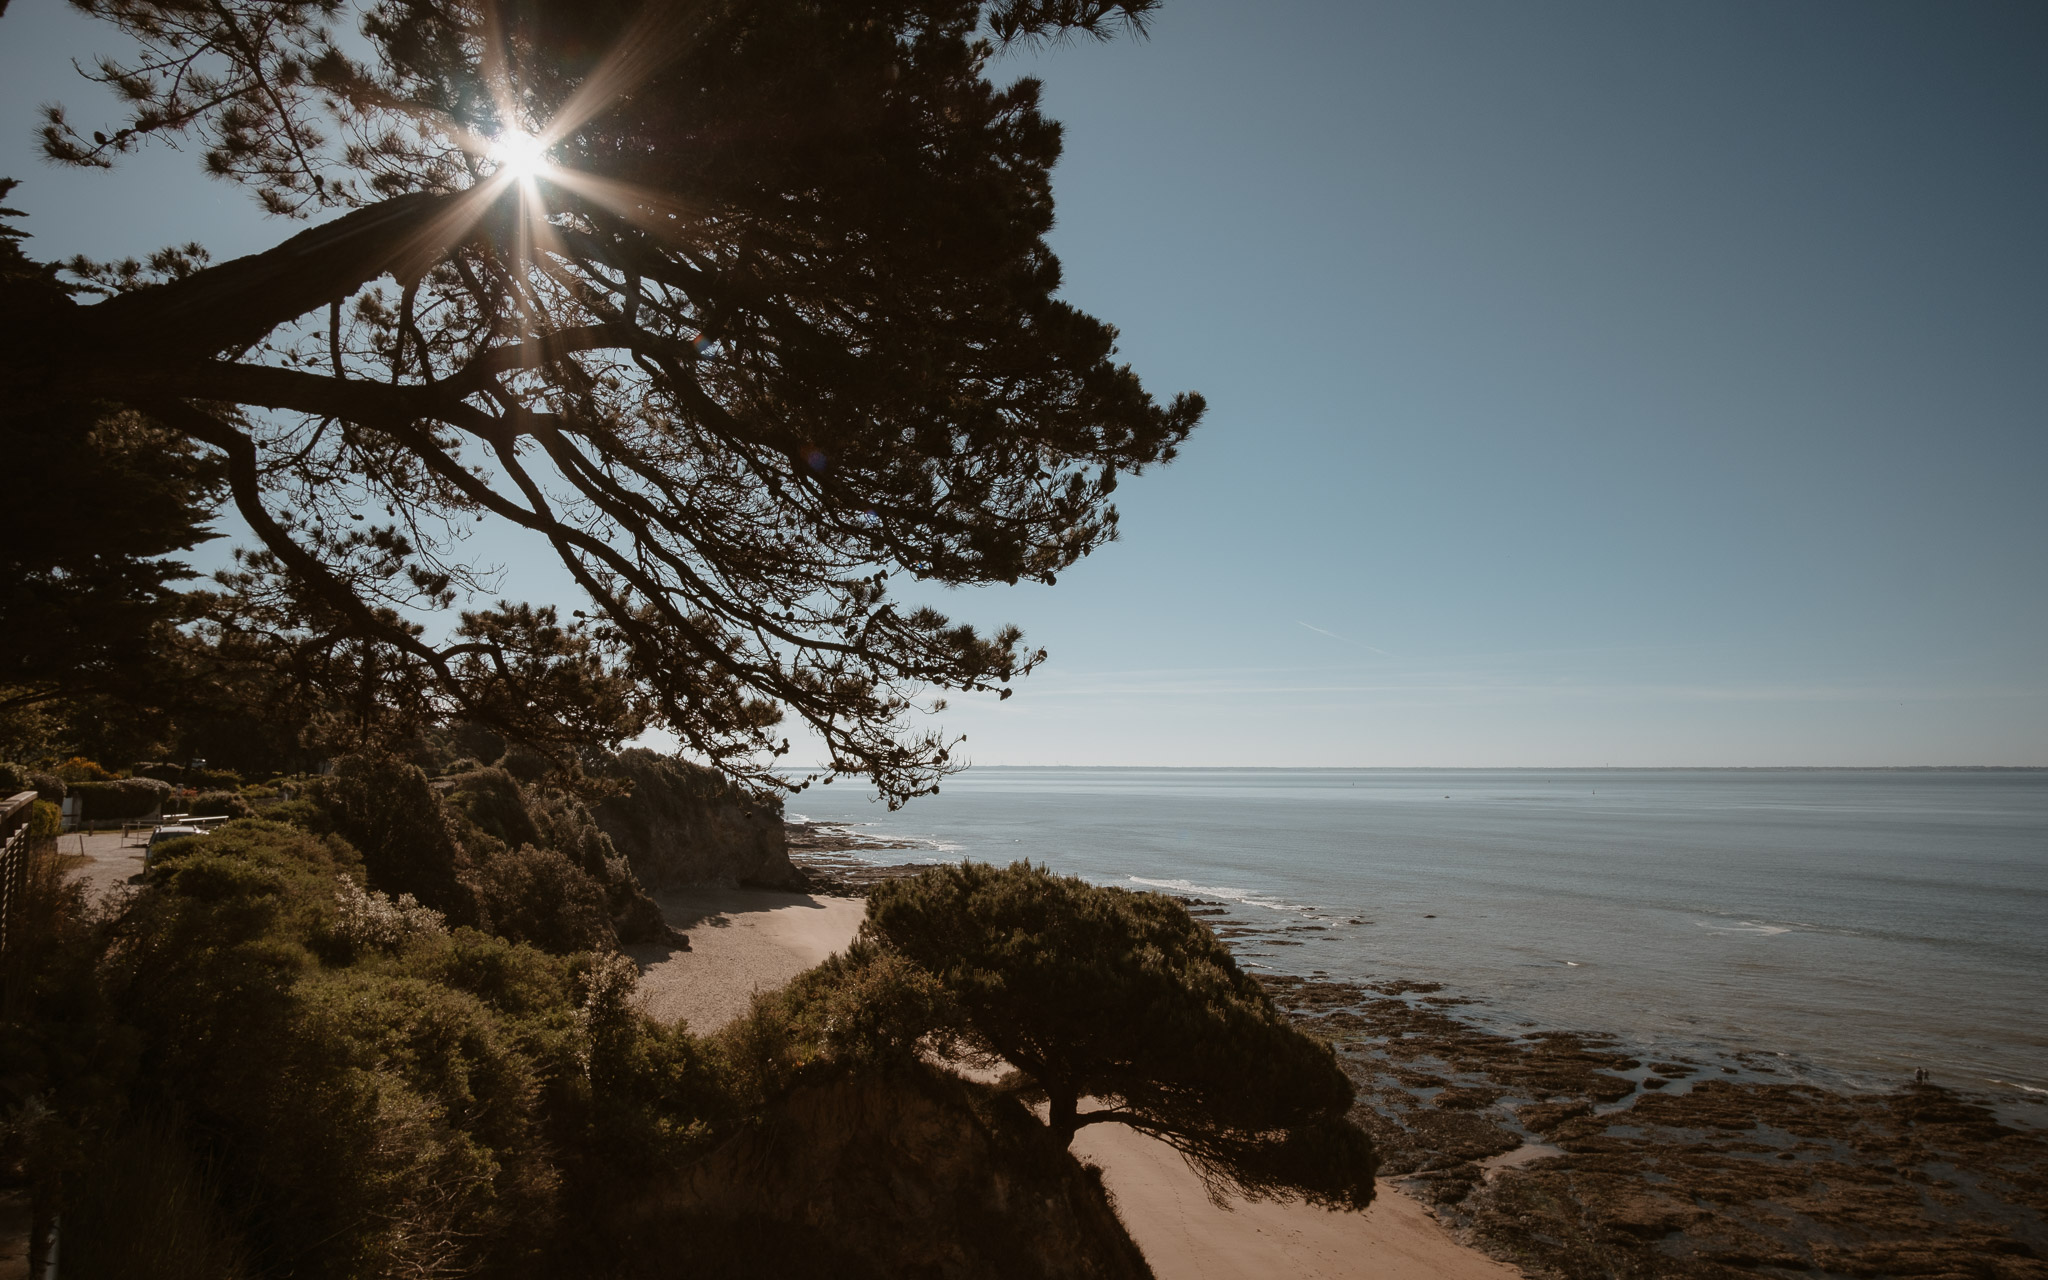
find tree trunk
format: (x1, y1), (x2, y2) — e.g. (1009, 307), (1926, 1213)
(84, 189), (465, 358)
(1048, 1086), (1079, 1147)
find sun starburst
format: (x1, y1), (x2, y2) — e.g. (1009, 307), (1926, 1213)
(488, 130), (550, 181)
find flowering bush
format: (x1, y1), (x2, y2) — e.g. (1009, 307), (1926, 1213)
(331, 876), (446, 952)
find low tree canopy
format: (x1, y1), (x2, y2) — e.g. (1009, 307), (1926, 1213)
(861, 861), (1378, 1209)
(1, 0), (1203, 801)
(1, 188), (225, 748)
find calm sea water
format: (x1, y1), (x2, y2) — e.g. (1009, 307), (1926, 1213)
(789, 768), (2048, 1099)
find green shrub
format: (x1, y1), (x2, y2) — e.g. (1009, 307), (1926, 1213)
(715, 944), (953, 1110)
(107, 821), (559, 1277)
(329, 876), (446, 953)
(67, 816), (746, 1275)
(69, 777), (172, 821)
(309, 756), (478, 925)
(445, 768), (542, 849)
(475, 844), (614, 953)
(0, 762), (66, 801)
(186, 790), (249, 820)
(261, 798), (329, 832)
(525, 787), (673, 945)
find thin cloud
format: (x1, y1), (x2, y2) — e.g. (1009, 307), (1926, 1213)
(1297, 620), (1391, 656)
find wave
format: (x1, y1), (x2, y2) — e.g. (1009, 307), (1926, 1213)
(1125, 876), (1319, 915)
(1693, 919), (1799, 936)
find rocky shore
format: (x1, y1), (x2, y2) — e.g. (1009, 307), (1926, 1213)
(788, 835), (2048, 1279)
(1264, 972), (2047, 1279)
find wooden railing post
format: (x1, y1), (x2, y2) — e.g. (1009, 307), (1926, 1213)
(0, 790), (39, 957)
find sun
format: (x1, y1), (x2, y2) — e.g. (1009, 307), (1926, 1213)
(489, 130), (550, 180)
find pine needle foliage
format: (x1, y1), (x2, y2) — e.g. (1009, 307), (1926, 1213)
(6, 0), (1202, 803)
(861, 861), (1379, 1209)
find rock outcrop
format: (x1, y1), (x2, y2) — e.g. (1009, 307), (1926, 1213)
(593, 750), (797, 889)
(610, 1068), (1154, 1280)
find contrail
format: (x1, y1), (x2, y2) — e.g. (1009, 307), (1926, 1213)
(1296, 621), (1391, 656)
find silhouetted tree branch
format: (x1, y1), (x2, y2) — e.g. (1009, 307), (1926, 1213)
(1, 0), (1201, 801)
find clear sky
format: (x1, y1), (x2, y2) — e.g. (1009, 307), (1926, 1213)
(4, 0), (2044, 766)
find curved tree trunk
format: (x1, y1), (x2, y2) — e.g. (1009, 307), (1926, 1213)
(1048, 1086), (1080, 1147)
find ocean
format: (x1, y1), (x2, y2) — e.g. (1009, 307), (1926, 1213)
(787, 767), (2048, 1101)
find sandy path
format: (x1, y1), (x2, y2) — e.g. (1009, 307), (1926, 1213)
(628, 885), (1522, 1278)
(626, 886), (868, 1032)
(1073, 1124), (1524, 1280)
(63, 829), (149, 904)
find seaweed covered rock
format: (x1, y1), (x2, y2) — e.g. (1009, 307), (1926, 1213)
(612, 1067), (1153, 1280)
(594, 750), (795, 889)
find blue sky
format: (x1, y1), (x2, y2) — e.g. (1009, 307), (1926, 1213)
(4, 0), (2044, 765)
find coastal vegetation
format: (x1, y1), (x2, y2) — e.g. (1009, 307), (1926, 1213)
(861, 861), (1377, 1207)
(0, 0), (1395, 1272)
(2, 773), (1376, 1276)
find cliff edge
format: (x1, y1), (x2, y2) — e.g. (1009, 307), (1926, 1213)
(594, 749), (799, 889)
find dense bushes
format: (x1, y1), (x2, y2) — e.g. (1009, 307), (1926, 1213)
(8, 783), (1369, 1277)
(475, 843), (615, 953)
(296, 758), (671, 954)
(68, 776), (172, 821)
(183, 790), (250, 820)
(0, 761), (67, 802)
(307, 756), (478, 924)
(133, 763), (248, 791)
(78, 820), (725, 1278)
(54, 757), (114, 783)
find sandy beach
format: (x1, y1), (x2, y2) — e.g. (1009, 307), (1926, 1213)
(637, 883), (1523, 1279)
(1075, 1126), (1522, 1280)
(626, 885), (867, 1032)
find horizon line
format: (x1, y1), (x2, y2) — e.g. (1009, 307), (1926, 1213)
(776, 763), (2048, 773)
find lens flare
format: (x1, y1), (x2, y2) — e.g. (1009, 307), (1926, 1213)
(489, 130), (550, 180)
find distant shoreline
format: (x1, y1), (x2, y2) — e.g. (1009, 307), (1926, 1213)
(778, 763), (2048, 772)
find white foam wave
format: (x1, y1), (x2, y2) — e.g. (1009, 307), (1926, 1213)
(1126, 876), (1316, 914)
(1992, 1080), (2048, 1095)
(1694, 920), (1796, 936)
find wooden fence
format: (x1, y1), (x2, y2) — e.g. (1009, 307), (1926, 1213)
(0, 789), (36, 956)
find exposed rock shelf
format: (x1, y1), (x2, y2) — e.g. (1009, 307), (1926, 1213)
(1264, 974), (2048, 1279)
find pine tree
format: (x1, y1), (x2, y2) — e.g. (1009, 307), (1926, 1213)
(1, 1), (1201, 800)
(863, 861), (1379, 1209)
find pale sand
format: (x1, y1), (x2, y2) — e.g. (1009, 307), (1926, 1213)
(626, 886), (867, 1033)
(630, 885), (1524, 1278)
(65, 829), (149, 903)
(1072, 1125), (1525, 1280)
